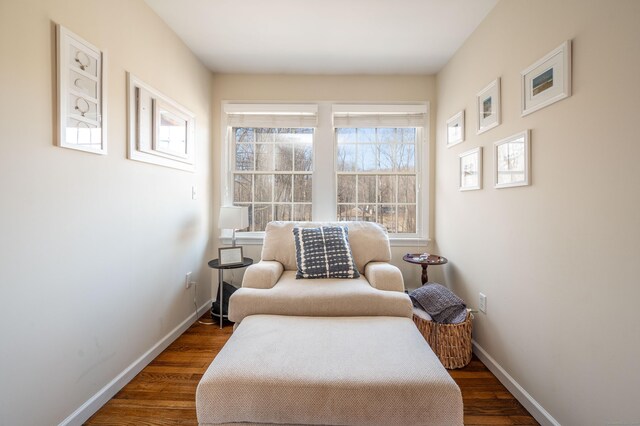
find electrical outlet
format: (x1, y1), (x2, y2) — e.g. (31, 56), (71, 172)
(185, 272), (193, 289)
(479, 292), (487, 313)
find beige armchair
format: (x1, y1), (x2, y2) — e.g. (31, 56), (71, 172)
(228, 221), (412, 324)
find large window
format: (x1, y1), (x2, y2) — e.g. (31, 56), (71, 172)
(233, 127), (313, 231)
(223, 102), (428, 242)
(336, 127), (417, 233)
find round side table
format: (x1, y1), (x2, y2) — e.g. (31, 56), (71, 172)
(207, 257), (253, 328)
(402, 253), (448, 285)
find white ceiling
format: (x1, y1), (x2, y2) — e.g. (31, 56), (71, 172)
(145, 0), (498, 75)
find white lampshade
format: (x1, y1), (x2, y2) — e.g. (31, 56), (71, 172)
(219, 206), (249, 230)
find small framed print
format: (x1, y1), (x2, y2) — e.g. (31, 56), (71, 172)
(494, 130), (531, 189)
(521, 40), (572, 116)
(219, 246), (244, 266)
(476, 78), (501, 134)
(446, 110), (465, 147)
(459, 147), (482, 191)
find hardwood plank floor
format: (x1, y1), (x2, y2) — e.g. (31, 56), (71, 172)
(86, 315), (538, 425)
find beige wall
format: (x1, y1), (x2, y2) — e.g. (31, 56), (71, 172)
(435, 1), (640, 424)
(210, 74), (438, 288)
(0, 1), (212, 424)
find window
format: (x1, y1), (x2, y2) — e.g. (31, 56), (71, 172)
(222, 102), (428, 242)
(225, 104), (317, 232)
(233, 127), (313, 231)
(332, 104), (427, 236)
(336, 127), (418, 233)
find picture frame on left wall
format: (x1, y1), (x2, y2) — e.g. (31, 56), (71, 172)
(56, 24), (107, 154)
(127, 73), (196, 172)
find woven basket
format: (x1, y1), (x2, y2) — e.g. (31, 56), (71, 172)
(412, 310), (473, 369)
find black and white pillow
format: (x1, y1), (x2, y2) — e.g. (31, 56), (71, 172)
(293, 226), (360, 279)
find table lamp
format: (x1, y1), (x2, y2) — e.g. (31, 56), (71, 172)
(219, 205), (249, 247)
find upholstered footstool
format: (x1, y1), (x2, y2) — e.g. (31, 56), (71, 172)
(196, 315), (463, 426)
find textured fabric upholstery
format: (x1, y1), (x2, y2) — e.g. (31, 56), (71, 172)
(364, 261), (405, 292)
(236, 221), (405, 323)
(240, 261), (283, 289)
(196, 315), (464, 426)
(260, 221), (391, 274)
(229, 271), (412, 324)
(293, 225), (359, 279)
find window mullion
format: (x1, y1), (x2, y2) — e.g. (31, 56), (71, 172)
(312, 102), (334, 221)
(395, 174), (399, 233)
(251, 171), (255, 232)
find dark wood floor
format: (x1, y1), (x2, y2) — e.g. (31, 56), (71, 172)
(86, 315), (538, 425)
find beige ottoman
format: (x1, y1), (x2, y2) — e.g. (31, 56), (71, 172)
(196, 315), (463, 426)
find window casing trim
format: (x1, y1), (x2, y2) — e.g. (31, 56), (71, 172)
(220, 101), (430, 243)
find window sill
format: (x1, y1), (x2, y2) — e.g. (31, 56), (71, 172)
(388, 237), (430, 247)
(219, 235), (265, 246)
(219, 235), (430, 247)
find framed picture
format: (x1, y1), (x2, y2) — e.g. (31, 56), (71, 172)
(459, 147), (482, 191)
(494, 130), (531, 189)
(56, 24), (106, 154)
(152, 98), (190, 159)
(446, 110), (465, 147)
(476, 78), (501, 134)
(219, 246), (244, 266)
(127, 73), (196, 172)
(521, 40), (572, 116)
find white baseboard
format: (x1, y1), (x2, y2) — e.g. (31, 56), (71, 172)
(472, 340), (560, 426)
(59, 300), (212, 426)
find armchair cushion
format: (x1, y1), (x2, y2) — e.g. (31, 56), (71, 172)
(241, 261), (284, 290)
(365, 262), (405, 292)
(293, 225), (359, 279)
(229, 271), (413, 324)
(262, 221), (391, 273)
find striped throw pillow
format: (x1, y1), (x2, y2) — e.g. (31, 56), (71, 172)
(293, 226), (360, 279)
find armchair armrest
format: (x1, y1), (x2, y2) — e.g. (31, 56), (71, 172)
(364, 262), (405, 292)
(241, 261), (284, 289)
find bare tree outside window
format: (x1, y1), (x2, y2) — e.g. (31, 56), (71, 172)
(336, 127), (417, 234)
(233, 127), (313, 231)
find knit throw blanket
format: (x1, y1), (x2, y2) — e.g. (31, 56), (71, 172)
(409, 284), (467, 324)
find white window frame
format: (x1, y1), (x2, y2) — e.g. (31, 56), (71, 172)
(332, 103), (428, 243)
(220, 101), (430, 246)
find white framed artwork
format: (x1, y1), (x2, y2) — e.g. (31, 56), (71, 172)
(446, 110), (465, 147)
(56, 24), (106, 154)
(494, 130), (531, 189)
(476, 78), (501, 135)
(459, 147), (482, 191)
(127, 73), (196, 172)
(521, 40), (572, 116)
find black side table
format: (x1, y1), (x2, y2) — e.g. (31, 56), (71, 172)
(207, 257), (253, 328)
